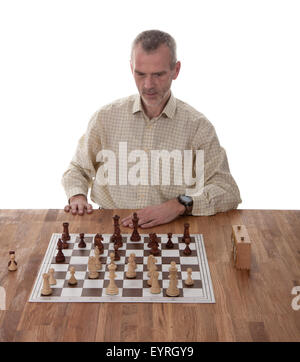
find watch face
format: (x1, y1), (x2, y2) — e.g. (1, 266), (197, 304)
(180, 195), (193, 205)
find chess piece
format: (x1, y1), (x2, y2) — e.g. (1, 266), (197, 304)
(78, 233), (86, 248)
(126, 259), (136, 279)
(61, 232), (69, 249)
(94, 246), (102, 270)
(147, 254), (155, 276)
(185, 268), (194, 286)
(183, 237), (192, 256)
(41, 273), (52, 296)
(147, 233), (155, 248)
(106, 263), (118, 295)
(166, 261), (180, 297)
(166, 233), (174, 249)
(182, 223), (191, 243)
(150, 270), (161, 294)
(114, 244), (120, 261)
(109, 252), (117, 270)
(68, 266), (78, 285)
(56, 239), (65, 263)
(150, 239), (160, 256)
(63, 222), (70, 241)
(8, 251), (17, 271)
(94, 233), (104, 254)
(147, 263), (157, 286)
(128, 253), (137, 270)
(48, 268), (57, 285)
(88, 256), (99, 279)
(130, 212), (141, 241)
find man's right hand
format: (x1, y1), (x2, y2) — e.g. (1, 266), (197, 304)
(64, 194), (93, 216)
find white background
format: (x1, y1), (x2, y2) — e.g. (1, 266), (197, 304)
(0, 0), (299, 209)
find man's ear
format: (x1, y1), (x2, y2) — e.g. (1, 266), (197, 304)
(172, 61), (181, 80)
(130, 60), (133, 74)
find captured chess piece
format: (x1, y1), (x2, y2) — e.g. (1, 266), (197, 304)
(78, 233), (86, 248)
(130, 212), (141, 241)
(166, 233), (174, 249)
(41, 273), (52, 296)
(68, 266), (78, 285)
(8, 251), (17, 271)
(56, 239), (65, 263)
(63, 222), (70, 241)
(48, 268), (57, 285)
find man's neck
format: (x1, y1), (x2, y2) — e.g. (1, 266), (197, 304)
(142, 92), (171, 119)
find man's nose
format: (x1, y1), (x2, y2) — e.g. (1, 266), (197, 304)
(144, 75), (155, 89)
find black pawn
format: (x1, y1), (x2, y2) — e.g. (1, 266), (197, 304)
(78, 233), (86, 248)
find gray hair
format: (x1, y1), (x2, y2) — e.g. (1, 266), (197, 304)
(131, 30), (177, 69)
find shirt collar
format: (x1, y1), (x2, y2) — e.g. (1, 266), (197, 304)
(132, 92), (176, 120)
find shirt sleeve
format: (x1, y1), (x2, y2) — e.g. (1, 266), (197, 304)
(189, 115), (242, 216)
(61, 111), (102, 202)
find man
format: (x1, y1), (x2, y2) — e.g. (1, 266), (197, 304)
(62, 30), (242, 228)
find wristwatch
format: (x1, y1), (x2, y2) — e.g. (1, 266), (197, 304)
(177, 195), (193, 216)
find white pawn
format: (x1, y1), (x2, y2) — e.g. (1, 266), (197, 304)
(150, 270), (161, 294)
(68, 266), (78, 285)
(106, 263), (118, 295)
(184, 268), (194, 286)
(48, 268), (57, 285)
(94, 246), (102, 270)
(126, 259), (136, 279)
(41, 273), (52, 296)
(88, 256), (99, 279)
(109, 252), (117, 270)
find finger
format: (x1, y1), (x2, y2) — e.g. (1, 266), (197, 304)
(77, 203), (85, 216)
(64, 205), (70, 213)
(86, 204), (93, 214)
(122, 216), (133, 226)
(140, 219), (160, 228)
(71, 203), (78, 215)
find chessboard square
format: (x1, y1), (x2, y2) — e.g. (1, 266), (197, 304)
(52, 256), (70, 264)
(162, 280), (183, 288)
(161, 257), (180, 265)
(163, 288), (183, 298)
(143, 271), (162, 280)
(52, 271), (67, 279)
(143, 288), (163, 297)
(125, 264), (143, 272)
(61, 249), (73, 257)
(183, 279), (203, 289)
(61, 288), (83, 297)
(122, 288), (143, 297)
(71, 250), (91, 257)
(115, 256), (126, 265)
(123, 279), (143, 289)
(161, 249), (180, 257)
(50, 264), (69, 272)
(125, 249), (144, 257)
(52, 279), (65, 288)
(103, 280), (123, 288)
(143, 256), (162, 265)
(179, 256), (199, 265)
(161, 264), (182, 272)
(63, 280), (84, 288)
(181, 271), (201, 280)
(183, 288), (204, 297)
(104, 271), (124, 280)
(66, 271), (86, 280)
(83, 279), (103, 288)
(69, 256), (89, 265)
(179, 243), (196, 250)
(74, 242), (92, 250)
(50, 288), (63, 296)
(81, 288), (103, 297)
(126, 243), (144, 250)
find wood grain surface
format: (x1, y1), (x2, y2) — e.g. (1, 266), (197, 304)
(0, 209), (299, 342)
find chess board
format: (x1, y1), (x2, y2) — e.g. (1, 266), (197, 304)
(29, 233), (215, 303)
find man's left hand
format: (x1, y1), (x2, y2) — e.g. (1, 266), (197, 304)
(121, 198), (186, 228)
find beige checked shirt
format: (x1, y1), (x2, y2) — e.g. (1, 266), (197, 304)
(62, 93), (242, 215)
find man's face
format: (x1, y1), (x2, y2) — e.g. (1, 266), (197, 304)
(131, 44), (180, 111)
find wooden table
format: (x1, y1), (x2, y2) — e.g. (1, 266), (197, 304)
(0, 209), (299, 342)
